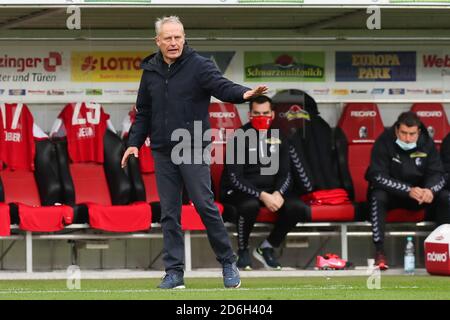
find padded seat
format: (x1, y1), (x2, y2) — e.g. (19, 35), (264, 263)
(52, 102), (151, 232)
(273, 90), (356, 222)
(121, 104), (227, 231)
(411, 103), (450, 148)
(0, 103), (72, 233)
(337, 102), (426, 223)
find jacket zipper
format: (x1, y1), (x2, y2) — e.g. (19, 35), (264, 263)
(164, 64), (170, 144)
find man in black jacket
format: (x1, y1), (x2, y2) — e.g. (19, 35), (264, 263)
(121, 16), (267, 289)
(366, 111), (450, 270)
(221, 95), (309, 270)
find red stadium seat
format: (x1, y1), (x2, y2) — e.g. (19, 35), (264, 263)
(207, 102), (279, 223)
(0, 203), (9, 236)
(337, 103), (385, 203)
(386, 208), (424, 223)
(273, 90), (355, 222)
(411, 103), (450, 148)
(337, 102), (424, 223)
(0, 102), (74, 233)
(52, 102), (151, 232)
(208, 102), (243, 199)
(121, 106), (158, 204)
(122, 105), (226, 231)
(309, 204), (355, 222)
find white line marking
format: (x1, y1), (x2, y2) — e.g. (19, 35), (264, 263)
(0, 285), (421, 295)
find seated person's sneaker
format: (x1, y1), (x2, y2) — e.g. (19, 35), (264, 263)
(374, 251), (389, 271)
(157, 273), (185, 289)
(237, 248), (253, 271)
(253, 247), (282, 270)
(223, 262), (241, 288)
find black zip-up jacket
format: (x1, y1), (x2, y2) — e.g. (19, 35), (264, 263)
(365, 126), (446, 197)
(220, 123), (292, 199)
(127, 45), (250, 150)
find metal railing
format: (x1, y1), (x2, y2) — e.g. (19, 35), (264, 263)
(0, 220), (436, 273)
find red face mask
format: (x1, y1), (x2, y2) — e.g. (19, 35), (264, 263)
(250, 115), (273, 130)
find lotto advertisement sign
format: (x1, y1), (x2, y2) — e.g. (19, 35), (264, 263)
(71, 52), (147, 82)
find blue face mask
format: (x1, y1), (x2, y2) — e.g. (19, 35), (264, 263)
(396, 139), (417, 151)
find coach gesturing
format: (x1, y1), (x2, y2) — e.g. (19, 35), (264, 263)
(121, 16), (267, 289)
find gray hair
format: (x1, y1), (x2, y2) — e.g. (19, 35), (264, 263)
(155, 16), (184, 36)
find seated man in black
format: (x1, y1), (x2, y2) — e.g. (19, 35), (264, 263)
(221, 95), (308, 270)
(366, 111), (450, 270)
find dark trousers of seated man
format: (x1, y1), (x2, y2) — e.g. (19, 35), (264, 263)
(369, 188), (450, 249)
(223, 192), (309, 250)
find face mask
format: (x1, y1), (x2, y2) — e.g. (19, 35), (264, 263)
(396, 139), (417, 151)
(250, 115), (273, 130)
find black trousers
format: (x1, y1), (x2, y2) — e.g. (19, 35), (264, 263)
(223, 191), (309, 250)
(369, 188), (450, 245)
(153, 149), (235, 275)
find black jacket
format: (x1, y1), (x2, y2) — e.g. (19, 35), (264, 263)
(365, 126), (446, 197)
(220, 123), (292, 199)
(127, 45), (250, 150)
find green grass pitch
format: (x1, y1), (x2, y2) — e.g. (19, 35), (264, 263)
(0, 276), (449, 300)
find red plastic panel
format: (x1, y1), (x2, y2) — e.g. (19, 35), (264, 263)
(18, 203), (73, 232)
(70, 163), (112, 206)
(411, 103), (450, 144)
(348, 145), (373, 202)
(386, 208), (425, 223)
(208, 102), (242, 141)
(181, 202), (224, 231)
(208, 103), (243, 201)
(87, 201), (151, 232)
(0, 203), (10, 236)
(337, 103), (384, 203)
(138, 143), (155, 173)
(1, 170), (41, 206)
(310, 203), (355, 222)
(338, 103), (384, 144)
(123, 108), (155, 173)
(142, 173), (160, 203)
(210, 147), (225, 201)
(255, 207), (278, 223)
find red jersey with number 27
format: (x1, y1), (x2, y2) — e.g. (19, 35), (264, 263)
(0, 103), (36, 171)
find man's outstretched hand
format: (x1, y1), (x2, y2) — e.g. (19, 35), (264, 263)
(121, 146), (139, 168)
(243, 85), (269, 100)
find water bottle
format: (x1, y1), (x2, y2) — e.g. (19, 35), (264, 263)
(404, 236), (415, 275)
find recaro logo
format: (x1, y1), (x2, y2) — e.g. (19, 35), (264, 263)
(417, 111), (442, 117)
(209, 112), (236, 119)
(350, 111), (377, 117)
(427, 251), (448, 262)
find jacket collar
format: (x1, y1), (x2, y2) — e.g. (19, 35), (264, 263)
(141, 44), (195, 75)
(388, 124), (430, 149)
